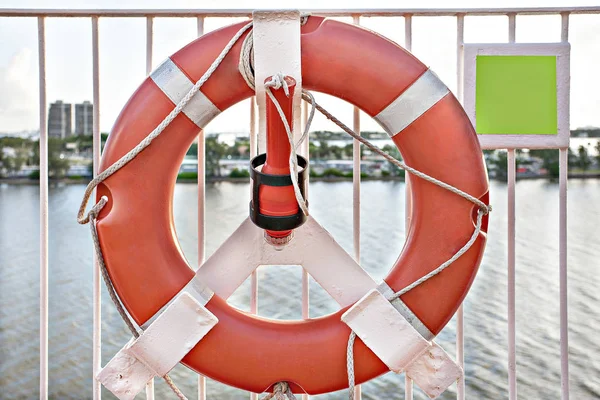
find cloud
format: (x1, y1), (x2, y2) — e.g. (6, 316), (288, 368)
(0, 48), (38, 132)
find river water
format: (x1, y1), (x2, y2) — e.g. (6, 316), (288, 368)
(0, 179), (599, 399)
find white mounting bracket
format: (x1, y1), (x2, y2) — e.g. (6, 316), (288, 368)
(252, 10), (303, 153)
(197, 216), (376, 308)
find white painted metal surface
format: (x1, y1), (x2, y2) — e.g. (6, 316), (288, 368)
(507, 148), (517, 400)
(404, 15), (414, 400)
(301, 96), (310, 400)
(37, 16), (48, 400)
(463, 42), (571, 149)
(252, 10), (302, 153)
(12, 7), (583, 399)
(249, 96), (259, 400)
(352, 16), (362, 400)
(197, 217), (377, 306)
(559, 148), (569, 400)
(405, 343), (463, 399)
(196, 16), (207, 400)
(91, 15), (102, 400)
(559, 14), (570, 400)
(145, 17), (156, 400)
(507, 16), (517, 400)
(456, 13), (466, 400)
(342, 289), (430, 373)
(99, 293), (217, 399)
(251, 12), (303, 398)
(1, 7), (599, 17)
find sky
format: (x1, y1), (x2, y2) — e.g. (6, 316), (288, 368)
(0, 0), (599, 135)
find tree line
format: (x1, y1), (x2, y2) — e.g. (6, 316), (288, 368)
(1, 132), (599, 180)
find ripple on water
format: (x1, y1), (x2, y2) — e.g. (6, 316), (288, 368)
(0, 180), (599, 399)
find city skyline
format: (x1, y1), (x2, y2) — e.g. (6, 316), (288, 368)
(47, 100), (93, 138)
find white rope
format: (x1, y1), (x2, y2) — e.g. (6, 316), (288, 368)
(260, 381), (298, 400)
(77, 21), (254, 225)
(88, 197), (188, 400)
(78, 21), (255, 400)
(78, 12), (491, 398)
(346, 208), (486, 399)
(346, 331), (358, 400)
(301, 92), (491, 214)
(238, 30), (491, 399)
(238, 26), (316, 217)
(264, 73), (311, 216)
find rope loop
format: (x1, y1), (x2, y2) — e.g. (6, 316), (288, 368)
(79, 20), (255, 400)
(265, 72), (290, 96)
(87, 196), (108, 222)
(260, 381), (298, 400)
(264, 73), (310, 216)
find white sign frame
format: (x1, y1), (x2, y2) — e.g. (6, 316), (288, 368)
(463, 43), (570, 149)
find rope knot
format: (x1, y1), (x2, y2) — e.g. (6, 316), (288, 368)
(261, 381), (297, 400)
(480, 204), (492, 215)
(82, 196), (108, 224)
(265, 72), (290, 97)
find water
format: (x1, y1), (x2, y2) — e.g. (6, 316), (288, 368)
(1, 179), (599, 399)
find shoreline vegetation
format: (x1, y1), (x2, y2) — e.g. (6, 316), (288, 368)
(2, 171), (600, 186)
(1, 129), (600, 184)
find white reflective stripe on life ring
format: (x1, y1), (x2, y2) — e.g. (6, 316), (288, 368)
(150, 58), (221, 129)
(375, 69), (449, 137)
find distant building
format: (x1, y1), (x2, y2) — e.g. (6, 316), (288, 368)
(75, 101), (93, 136)
(48, 101), (72, 138)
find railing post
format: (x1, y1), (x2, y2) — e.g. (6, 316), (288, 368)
(144, 15), (156, 400)
(404, 13), (414, 400)
(91, 15), (102, 400)
(38, 15), (48, 400)
(506, 13), (518, 400)
(195, 15), (208, 400)
(559, 13), (570, 400)
(456, 13), (466, 400)
(250, 95), (259, 400)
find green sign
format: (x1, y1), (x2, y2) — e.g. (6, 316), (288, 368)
(476, 55), (557, 135)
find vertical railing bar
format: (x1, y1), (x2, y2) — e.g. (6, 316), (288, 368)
(144, 15), (156, 400)
(507, 12), (517, 400)
(508, 13), (516, 43)
(91, 15), (102, 400)
(559, 13), (570, 400)
(561, 12), (569, 42)
(146, 16), (153, 75)
(456, 13), (466, 400)
(558, 149), (569, 400)
(38, 15), (48, 400)
(403, 13), (414, 400)
(301, 92), (310, 400)
(196, 15), (208, 400)
(249, 94), (259, 400)
(507, 149), (517, 400)
(351, 14), (362, 400)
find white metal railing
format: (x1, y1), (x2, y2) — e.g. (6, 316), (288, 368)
(2, 5), (597, 399)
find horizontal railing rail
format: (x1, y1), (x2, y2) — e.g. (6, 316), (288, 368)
(0, 6), (600, 17)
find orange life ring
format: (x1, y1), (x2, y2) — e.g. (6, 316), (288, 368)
(96, 16), (489, 395)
